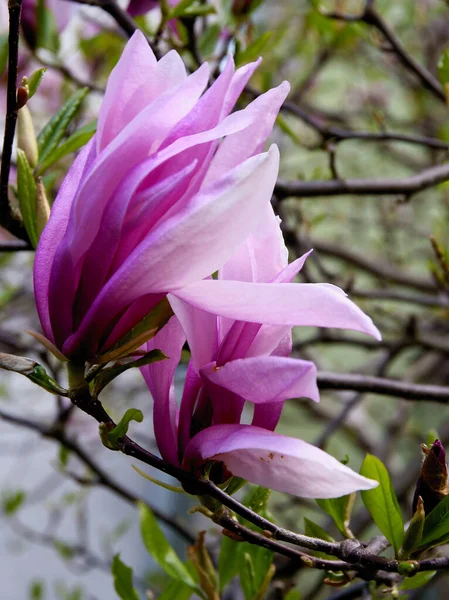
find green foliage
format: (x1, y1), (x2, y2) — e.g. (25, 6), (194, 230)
(93, 349), (166, 395)
(159, 579), (193, 600)
(138, 502), (199, 592)
(27, 68), (47, 99)
(36, 120), (96, 175)
(16, 149), (38, 247)
(111, 554), (140, 600)
(0, 34), (7, 76)
(29, 580), (45, 600)
(37, 88), (89, 166)
(316, 493), (354, 538)
(169, 0), (215, 18)
(2, 489), (25, 515)
(235, 32), (273, 66)
(108, 409), (143, 445)
(36, 0), (59, 52)
(360, 455), (404, 555)
(417, 493), (449, 550)
(438, 49), (449, 86)
(398, 570), (436, 591)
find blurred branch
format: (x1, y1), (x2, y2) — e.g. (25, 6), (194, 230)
(275, 160), (449, 199)
(0, 0), (29, 242)
(322, 1), (446, 103)
(318, 371), (449, 403)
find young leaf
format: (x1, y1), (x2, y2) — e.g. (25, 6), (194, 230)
(159, 579), (193, 600)
(138, 502), (199, 591)
(418, 493), (449, 549)
(36, 0), (59, 52)
(111, 554), (140, 600)
(398, 570), (436, 591)
(92, 349), (166, 395)
(108, 409), (143, 445)
(218, 536), (241, 592)
(360, 454), (404, 555)
(27, 68), (47, 99)
(316, 493), (355, 538)
(235, 32), (273, 67)
(36, 120), (96, 175)
(37, 87), (89, 165)
(2, 490), (26, 515)
(16, 149), (38, 248)
(304, 518), (336, 560)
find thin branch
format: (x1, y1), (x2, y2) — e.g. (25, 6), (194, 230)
(323, 2), (446, 103)
(0, 0), (29, 241)
(275, 160), (449, 199)
(317, 371), (449, 403)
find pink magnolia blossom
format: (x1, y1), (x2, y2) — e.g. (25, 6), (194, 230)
(141, 208), (379, 497)
(34, 30), (290, 361)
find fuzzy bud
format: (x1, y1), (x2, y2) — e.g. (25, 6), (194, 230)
(413, 440), (449, 515)
(35, 178), (51, 238)
(17, 105), (38, 168)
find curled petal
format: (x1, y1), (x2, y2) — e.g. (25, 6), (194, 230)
(201, 356), (319, 404)
(171, 280), (381, 340)
(183, 425), (378, 498)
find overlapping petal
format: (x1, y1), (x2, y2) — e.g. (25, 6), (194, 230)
(183, 425), (378, 498)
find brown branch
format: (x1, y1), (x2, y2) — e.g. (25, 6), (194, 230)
(323, 2), (446, 103)
(317, 371), (449, 403)
(0, 0), (29, 241)
(275, 160), (449, 199)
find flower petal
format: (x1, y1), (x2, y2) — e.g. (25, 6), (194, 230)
(200, 356), (319, 404)
(183, 425), (378, 498)
(171, 280), (381, 340)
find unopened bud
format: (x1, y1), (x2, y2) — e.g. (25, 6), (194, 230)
(399, 496), (425, 559)
(413, 440), (449, 515)
(35, 178), (51, 238)
(17, 105), (38, 168)
(16, 85), (29, 109)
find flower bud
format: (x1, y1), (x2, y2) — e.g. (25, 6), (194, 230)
(35, 178), (51, 238)
(399, 496), (425, 559)
(17, 104), (38, 168)
(413, 440), (449, 515)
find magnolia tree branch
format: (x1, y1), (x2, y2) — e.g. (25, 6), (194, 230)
(322, 1), (446, 103)
(275, 160), (449, 199)
(0, 406), (194, 544)
(317, 372), (449, 403)
(0, 0), (29, 241)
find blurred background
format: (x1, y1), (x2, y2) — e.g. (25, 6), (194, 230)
(2, 0), (449, 598)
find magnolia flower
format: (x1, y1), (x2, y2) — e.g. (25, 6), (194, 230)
(141, 208), (379, 498)
(34, 30), (290, 362)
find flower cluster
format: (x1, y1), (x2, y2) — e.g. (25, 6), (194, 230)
(34, 31), (380, 497)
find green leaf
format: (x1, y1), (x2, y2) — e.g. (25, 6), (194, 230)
(218, 535), (241, 591)
(304, 518), (336, 560)
(54, 540), (75, 561)
(37, 87), (89, 165)
(418, 493), (449, 550)
(93, 349), (167, 395)
(168, 0), (198, 17)
(2, 490), (25, 515)
(16, 149), (38, 247)
(138, 502), (199, 591)
(438, 49), (449, 86)
(316, 494), (354, 538)
(111, 554), (140, 600)
(28, 68), (47, 99)
(360, 455), (404, 555)
(0, 35), (8, 76)
(398, 570), (436, 591)
(29, 580), (45, 600)
(36, 0), (59, 52)
(108, 409), (143, 445)
(36, 120), (96, 175)
(236, 32), (273, 67)
(159, 579), (193, 600)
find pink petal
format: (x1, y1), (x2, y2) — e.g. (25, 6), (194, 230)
(168, 293), (219, 371)
(34, 138), (96, 342)
(200, 356), (319, 404)
(171, 280), (381, 340)
(183, 425), (378, 498)
(141, 315), (186, 466)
